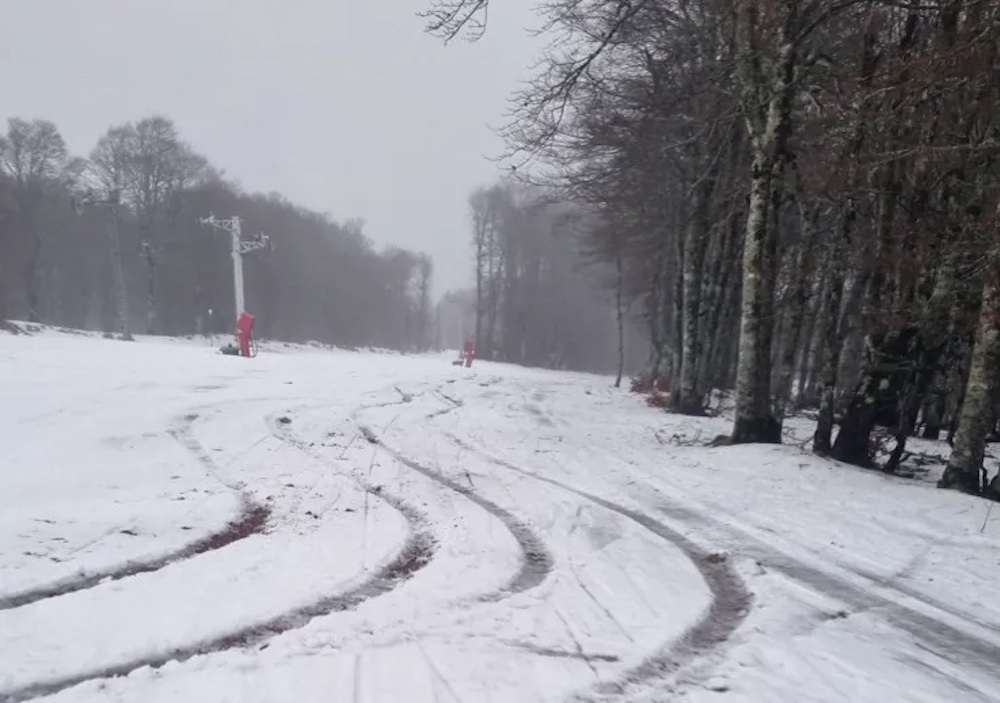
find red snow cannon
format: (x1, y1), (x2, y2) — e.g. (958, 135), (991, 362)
(237, 312), (256, 358)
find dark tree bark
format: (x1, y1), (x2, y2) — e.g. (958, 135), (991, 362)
(940, 269), (1000, 494)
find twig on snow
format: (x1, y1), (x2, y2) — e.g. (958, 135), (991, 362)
(669, 429), (703, 446)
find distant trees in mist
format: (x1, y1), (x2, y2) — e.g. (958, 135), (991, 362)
(0, 115), (435, 351)
(442, 180), (646, 375)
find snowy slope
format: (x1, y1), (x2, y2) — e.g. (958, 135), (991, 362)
(1, 327), (999, 702)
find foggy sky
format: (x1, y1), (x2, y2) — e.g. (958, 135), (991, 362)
(0, 0), (539, 295)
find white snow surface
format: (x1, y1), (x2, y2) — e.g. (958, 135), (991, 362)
(1, 327), (999, 702)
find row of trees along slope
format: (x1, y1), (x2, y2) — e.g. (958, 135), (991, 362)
(0, 115), (435, 351)
(429, 0), (1000, 497)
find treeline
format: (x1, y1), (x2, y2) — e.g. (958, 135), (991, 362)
(463, 181), (647, 375)
(0, 115), (434, 350)
(438, 1), (1000, 495)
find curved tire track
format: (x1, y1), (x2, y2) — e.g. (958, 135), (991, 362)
(284, 376), (549, 600)
(0, 522), (433, 703)
(445, 434), (751, 699)
(358, 424), (552, 600)
(644, 495), (1000, 670)
(0, 414), (270, 613)
(0, 414), (435, 703)
(453, 434), (1000, 700)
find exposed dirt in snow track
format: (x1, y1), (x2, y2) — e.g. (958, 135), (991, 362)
(0, 416), (437, 703)
(445, 435), (752, 700)
(265, 412), (437, 556)
(0, 505), (268, 612)
(0, 416), (270, 613)
(0, 521), (434, 703)
(359, 425), (553, 599)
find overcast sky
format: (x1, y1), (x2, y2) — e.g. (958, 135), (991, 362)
(0, 0), (540, 296)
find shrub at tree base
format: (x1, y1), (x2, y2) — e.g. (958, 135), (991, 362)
(630, 375), (672, 395)
(645, 390), (670, 409)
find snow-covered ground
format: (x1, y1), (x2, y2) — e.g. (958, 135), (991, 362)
(1, 327), (999, 702)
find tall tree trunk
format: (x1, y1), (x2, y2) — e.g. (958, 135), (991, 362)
(812, 203), (862, 454)
(142, 242), (157, 335)
(706, 214), (743, 390)
(109, 206), (133, 341)
(795, 274), (824, 407)
(731, 10), (796, 444)
(827, 282), (863, 433)
(24, 262), (41, 323)
(812, 8), (883, 451)
(669, 227), (684, 397)
(24, 219), (42, 323)
(832, 326), (920, 466)
(732, 151), (784, 443)
(830, 150), (903, 464)
(773, 195), (817, 421)
(483, 229), (500, 358)
(645, 254), (666, 379)
(614, 251), (625, 388)
(939, 271), (1000, 494)
(921, 306), (963, 441)
(813, 274), (847, 453)
(475, 240), (484, 352)
(698, 205), (738, 393)
(946, 338), (973, 445)
(676, 177), (712, 414)
(883, 246), (958, 472)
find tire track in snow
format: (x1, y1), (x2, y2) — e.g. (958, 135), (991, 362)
(0, 525), (434, 703)
(426, 388), (463, 419)
(0, 414), (270, 612)
(644, 493), (1000, 676)
(0, 413), (435, 703)
(455, 435), (1000, 699)
(623, 453), (1000, 647)
(358, 425), (553, 600)
(264, 412), (437, 577)
(318, 373), (549, 600)
(445, 435), (751, 700)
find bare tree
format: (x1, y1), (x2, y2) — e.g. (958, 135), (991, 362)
(939, 228), (1000, 495)
(416, 254), (434, 350)
(469, 185), (510, 358)
(87, 126), (137, 341)
(0, 118), (68, 321)
(97, 116), (210, 334)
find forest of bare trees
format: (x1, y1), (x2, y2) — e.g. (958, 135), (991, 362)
(429, 0), (1000, 498)
(459, 181), (645, 375)
(0, 115), (435, 351)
